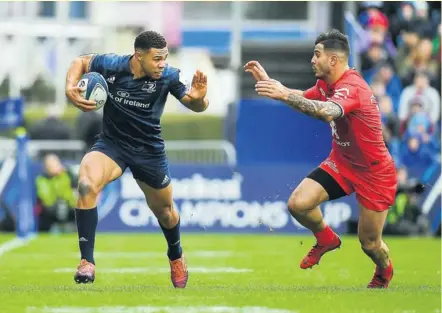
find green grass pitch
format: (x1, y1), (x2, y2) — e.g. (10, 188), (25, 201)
(0, 233), (439, 313)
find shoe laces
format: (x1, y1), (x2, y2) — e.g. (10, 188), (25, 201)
(368, 268), (387, 287)
(170, 258), (187, 276)
(307, 243), (324, 257)
(368, 274), (385, 287)
(78, 259), (94, 271)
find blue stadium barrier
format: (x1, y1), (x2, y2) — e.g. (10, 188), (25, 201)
(182, 28), (315, 55)
(236, 99), (331, 166)
(15, 129), (36, 238)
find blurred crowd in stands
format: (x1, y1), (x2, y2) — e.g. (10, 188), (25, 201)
(357, 1), (440, 168)
(356, 1), (441, 235)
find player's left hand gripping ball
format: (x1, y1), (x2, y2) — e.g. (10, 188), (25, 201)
(255, 79), (287, 101)
(186, 70), (208, 100)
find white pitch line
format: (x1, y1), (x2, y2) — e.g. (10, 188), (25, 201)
(26, 306), (298, 313)
(422, 174), (441, 214)
(54, 267), (253, 274)
(0, 235), (36, 258)
(94, 251), (236, 258)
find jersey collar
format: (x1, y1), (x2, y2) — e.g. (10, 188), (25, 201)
(327, 68), (357, 90)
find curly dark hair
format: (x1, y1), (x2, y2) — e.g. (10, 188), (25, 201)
(134, 30), (167, 51)
(315, 29), (350, 56)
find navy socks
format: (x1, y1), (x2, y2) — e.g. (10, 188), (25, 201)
(75, 208), (98, 264)
(159, 218), (183, 261)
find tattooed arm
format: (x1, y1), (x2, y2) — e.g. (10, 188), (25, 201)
(283, 92), (343, 123)
(255, 79), (344, 122)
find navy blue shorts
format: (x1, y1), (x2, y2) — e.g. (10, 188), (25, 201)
(89, 136), (171, 189)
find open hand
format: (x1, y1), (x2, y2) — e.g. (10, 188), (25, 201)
(244, 60), (270, 82)
(255, 79), (288, 101)
(186, 70), (208, 100)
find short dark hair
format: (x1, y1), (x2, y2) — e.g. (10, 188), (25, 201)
(134, 30), (167, 51)
(315, 29), (350, 56)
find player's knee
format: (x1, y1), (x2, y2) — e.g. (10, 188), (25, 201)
(359, 235), (381, 252)
(155, 204), (174, 224)
(77, 160), (106, 199)
(287, 191), (313, 215)
(77, 177), (100, 199)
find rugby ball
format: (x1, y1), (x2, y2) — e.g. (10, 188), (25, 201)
(77, 72), (109, 110)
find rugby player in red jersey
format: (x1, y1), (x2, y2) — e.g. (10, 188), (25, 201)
(244, 29), (396, 288)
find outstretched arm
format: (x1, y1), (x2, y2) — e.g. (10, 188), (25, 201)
(282, 86), (305, 97)
(284, 92), (343, 123)
(255, 80), (343, 122)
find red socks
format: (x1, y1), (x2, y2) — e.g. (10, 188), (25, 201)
(314, 225), (335, 245)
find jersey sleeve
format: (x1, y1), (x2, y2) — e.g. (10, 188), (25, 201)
(168, 69), (188, 100)
(329, 83), (361, 116)
(303, 80), (322, 100)
(88, 54), (124, 76)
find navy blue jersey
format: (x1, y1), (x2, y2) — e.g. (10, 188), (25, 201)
(88, 53), (187, 154)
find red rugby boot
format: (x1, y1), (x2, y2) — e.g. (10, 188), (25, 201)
(367, 259), (393, 288)
(300, 230), (342, 269)
(169, 254), (188, 288)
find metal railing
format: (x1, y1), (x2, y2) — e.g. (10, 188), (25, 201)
(166, 140), (236, 166)
(0, 139), (237, 166)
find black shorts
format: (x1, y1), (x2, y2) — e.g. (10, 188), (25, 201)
(306, 167), (347, 201)
(90, 136), (171, 189)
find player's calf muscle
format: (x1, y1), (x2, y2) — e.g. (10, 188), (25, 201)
(136, 181), (178, 228)
(358, 234), (381, 251)
(358, 228), (384, 256)
(360, 239), (390, 269)
(287, 194), (324, 231)
(358, 208), (390, 269)
(287, 178), (329, 232)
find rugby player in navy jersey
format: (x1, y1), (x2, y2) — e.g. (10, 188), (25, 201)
(65, 30), (209, 288)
